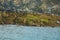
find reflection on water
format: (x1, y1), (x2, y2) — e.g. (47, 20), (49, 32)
(0, 25), (60, 40)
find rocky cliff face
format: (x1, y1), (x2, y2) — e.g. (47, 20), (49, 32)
(0, 0), (60, 14)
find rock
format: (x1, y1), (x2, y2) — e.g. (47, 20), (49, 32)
(56, 21), (60, 24)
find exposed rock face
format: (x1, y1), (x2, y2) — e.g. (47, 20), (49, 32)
(0, 0), (60, 14)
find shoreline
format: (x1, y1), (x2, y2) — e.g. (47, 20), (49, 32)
(0, 11), (60, 27)
(0, 25), (59, 28)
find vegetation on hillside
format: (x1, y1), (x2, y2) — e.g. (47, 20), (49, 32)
(0, 11), (60, 27)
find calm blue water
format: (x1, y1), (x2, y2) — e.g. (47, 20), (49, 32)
(0, 25), (60, 40)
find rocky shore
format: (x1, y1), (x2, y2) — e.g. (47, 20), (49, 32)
(0, 11), (60, 27)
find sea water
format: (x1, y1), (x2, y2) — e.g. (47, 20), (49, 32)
(0, 25), (60, 40)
